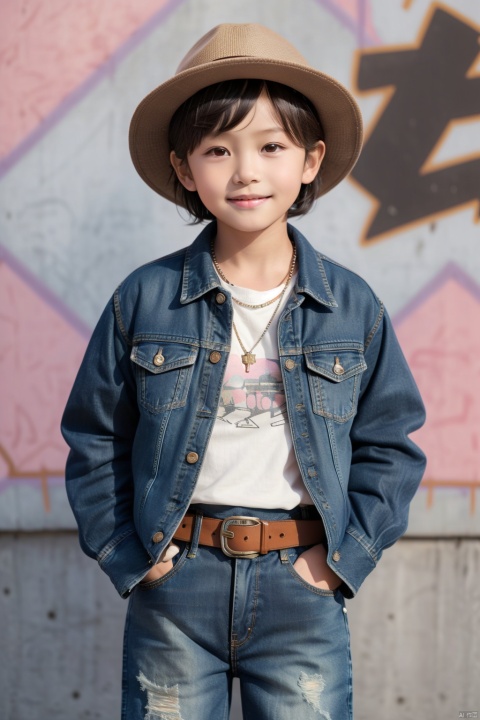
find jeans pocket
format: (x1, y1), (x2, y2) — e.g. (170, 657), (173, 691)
(137, 542), (190, 591)
(281, 546), (338, 597)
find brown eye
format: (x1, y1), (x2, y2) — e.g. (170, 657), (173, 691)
(263, 143), (281, 153)
(208, 147), (228, 157)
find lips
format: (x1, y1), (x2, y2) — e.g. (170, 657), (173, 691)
(227, 195), (271, 208)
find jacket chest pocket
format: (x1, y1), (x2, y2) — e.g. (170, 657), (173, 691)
(305, 349), (366, 423)
(130, 341), (198, 413)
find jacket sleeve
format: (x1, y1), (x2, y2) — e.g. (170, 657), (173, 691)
(61, 295), (152, 598)
(334, 303), (426, 597)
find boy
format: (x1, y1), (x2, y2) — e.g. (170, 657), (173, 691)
(62, 23), (426, 720)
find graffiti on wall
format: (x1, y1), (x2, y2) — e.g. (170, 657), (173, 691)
(351, 3), (480, 521)
(1, 0), (479, 530)
(0, 250), (88, 509)
(351, 4), (480, 243)
(0, 0), (183, 525)
(395, 263), (480, 515)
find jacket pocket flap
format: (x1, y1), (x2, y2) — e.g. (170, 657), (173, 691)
(131, 342), (198, 374)
(305, 350), (366, 382)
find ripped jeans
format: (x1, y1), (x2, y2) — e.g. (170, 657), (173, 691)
(121, 505), (353, 720)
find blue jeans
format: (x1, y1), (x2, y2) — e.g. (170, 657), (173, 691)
(122, 505), (353, 719)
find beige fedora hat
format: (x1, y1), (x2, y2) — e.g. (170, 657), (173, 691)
(129, 23), (362, 203)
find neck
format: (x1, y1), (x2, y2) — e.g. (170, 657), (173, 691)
(213, 221), (294, 291)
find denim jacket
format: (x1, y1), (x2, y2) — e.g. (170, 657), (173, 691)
(61, 222), (426, 599)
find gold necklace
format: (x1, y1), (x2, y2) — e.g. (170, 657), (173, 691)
(211, 241), (292, 310)
(211, 241), (296, 373)
(233, 291), (283, 310)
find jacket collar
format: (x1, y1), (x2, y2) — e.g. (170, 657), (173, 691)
(289, 224), (338, 308)
(180, 221), (338, 308)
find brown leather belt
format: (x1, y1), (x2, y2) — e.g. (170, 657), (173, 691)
(173, 514), (326, 558)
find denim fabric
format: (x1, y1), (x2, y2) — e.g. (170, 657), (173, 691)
(61, 221), (426, 599)
(122, 506), (352, 720)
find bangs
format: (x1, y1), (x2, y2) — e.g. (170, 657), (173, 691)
(171, 79), (265, 155)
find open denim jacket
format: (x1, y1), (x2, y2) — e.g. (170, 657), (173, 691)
(62, 222), (426, 599)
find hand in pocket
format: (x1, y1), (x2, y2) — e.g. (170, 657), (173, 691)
(293, 543), (342, 590)
(141, 559), (174, 583)
(140, 543), (180, 583)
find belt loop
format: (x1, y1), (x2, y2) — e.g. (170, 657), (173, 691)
(187, 510), (203, 558)
(260, 520), (269, 555)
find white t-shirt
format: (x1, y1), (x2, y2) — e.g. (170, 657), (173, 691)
(191, 274), (313, 509)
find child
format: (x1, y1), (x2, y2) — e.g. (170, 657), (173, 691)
(62, 23), (426, 720)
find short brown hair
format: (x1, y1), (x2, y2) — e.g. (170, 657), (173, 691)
(168, 79), (325, 222)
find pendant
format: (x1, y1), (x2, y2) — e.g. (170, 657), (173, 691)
(241, 352), (256, 373)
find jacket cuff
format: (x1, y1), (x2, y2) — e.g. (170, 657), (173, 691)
(330, 528), (378, 598)
(98, 530), (152, 598)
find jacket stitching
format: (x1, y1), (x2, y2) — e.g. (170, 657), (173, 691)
(113, 287), (132, 346)
(364, 301), (384, 351)
(98, 528), (136, 563)
(346, 527), (379, 563)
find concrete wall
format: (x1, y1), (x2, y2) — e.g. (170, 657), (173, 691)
(1, 0), (479, 717)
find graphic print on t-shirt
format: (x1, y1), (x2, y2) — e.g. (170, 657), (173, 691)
(217, 354), (287, 429)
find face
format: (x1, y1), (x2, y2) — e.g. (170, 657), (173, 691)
(170, 93), (325, 241)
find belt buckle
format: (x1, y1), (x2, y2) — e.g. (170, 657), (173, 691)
(220, 516), (261, 558)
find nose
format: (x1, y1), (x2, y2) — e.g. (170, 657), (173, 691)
(232, 152), (260, 185)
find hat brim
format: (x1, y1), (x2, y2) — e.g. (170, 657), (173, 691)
(129, 57), (363, 204)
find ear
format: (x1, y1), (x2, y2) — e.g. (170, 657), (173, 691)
(302, 141), (326, 185)
(170, 151), (197, 191)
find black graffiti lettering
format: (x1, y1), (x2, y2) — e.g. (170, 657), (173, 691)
(351, 6), (480, 242)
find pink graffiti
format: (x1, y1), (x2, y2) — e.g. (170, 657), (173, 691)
(0, 0), (174, 160)
(0, 261), (87, 494)
(396, 273), (480, 486)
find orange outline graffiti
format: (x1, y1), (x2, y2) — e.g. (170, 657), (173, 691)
(350, 2), (480, 245)
(0, 446), (64, 513)
(421, 477), (480, 515)
(420, 115), (480, 175)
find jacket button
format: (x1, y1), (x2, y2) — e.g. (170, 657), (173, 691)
(152, 532), (164, 543)
(285, 358), (295, 370)
(332, 550), (341, 562)
(209, 351), (222, 364)
(153, 352), (165, 366)
(186, 451), (199, 464)
(216, 292), (227, 304)
(333, 356), (345, 375)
